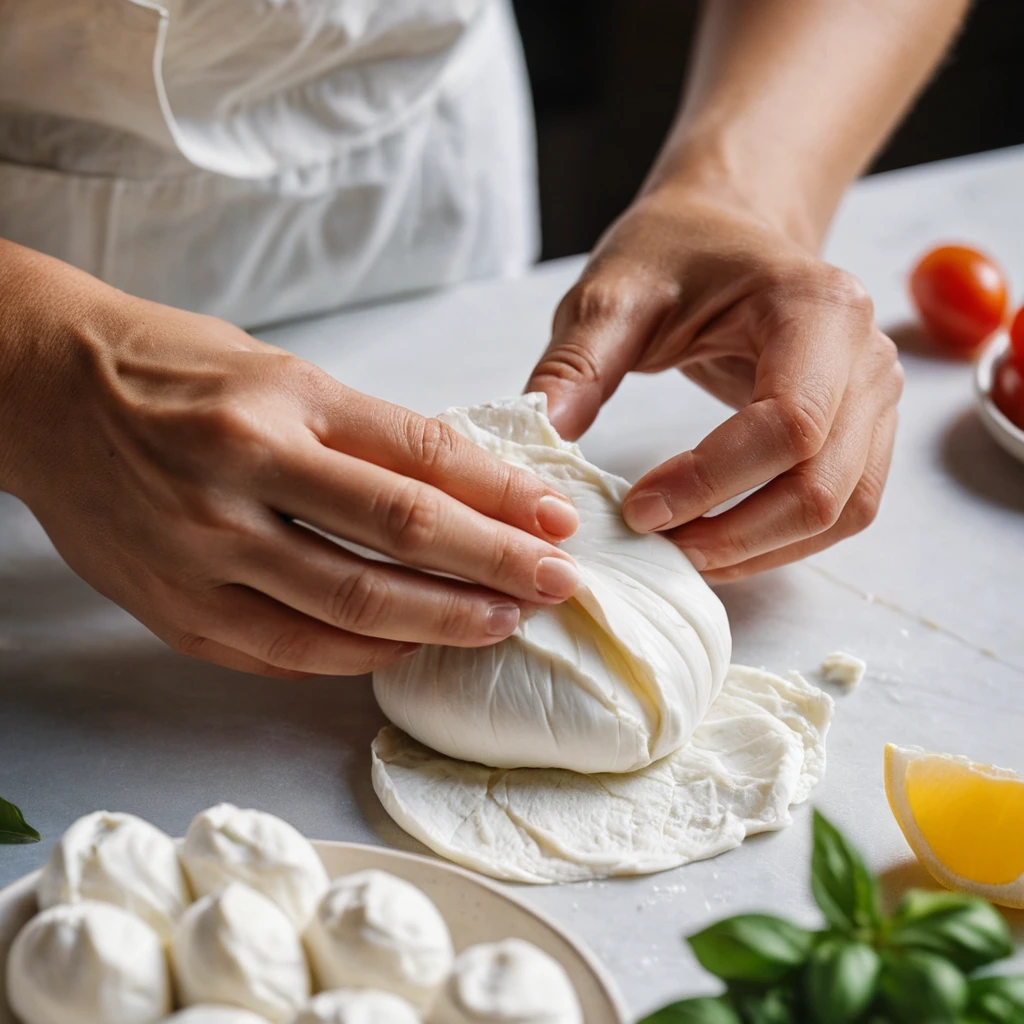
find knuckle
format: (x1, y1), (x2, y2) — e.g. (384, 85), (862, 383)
(561, 276), (637, 331)
(818, 266), (875, 319)
(261, 627), (313, 669)
(382, 483), (440, 558)
(531, 339), (603, 389)
(327, 570), (392, 633)
(843, 480), (883, 534)
(407, 416), (461, 473)
(437, 593), (475, 640)
(774, 394), (830, 460)
(797, 476), (845, 534)
(172, 632), (208, 659)
(488, 531), (522, 583)
(684, 451), (719, 510)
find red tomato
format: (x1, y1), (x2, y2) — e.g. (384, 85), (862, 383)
(910, 245), (1008, 350)
(993, 357), (1024, 431)
(1010, 305), (1024, 370)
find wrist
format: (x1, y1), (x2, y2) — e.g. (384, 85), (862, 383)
(641, 126), (827, 254)
(0, 243), (120, 499)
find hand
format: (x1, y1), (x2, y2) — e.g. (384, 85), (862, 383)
(526, 187), (903, 583)
(4, 269), (580, 678)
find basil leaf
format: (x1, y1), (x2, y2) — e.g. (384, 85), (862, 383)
(0, 795), (40, 844)
(965, 975), (1024, 1023)
(805, 937), (882, 1023)
(639, 997), (742, 1024)
(688, 914), (814, 984)
(810, 810), (881, 935)
(878, 950), (968, 1023)
(889, 890), (1013, 972)
(729, 987), (797, 1024)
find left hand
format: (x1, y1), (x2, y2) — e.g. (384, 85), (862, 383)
(526, 186), (904, 583)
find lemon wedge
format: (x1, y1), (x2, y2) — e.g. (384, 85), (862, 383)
(885, 743), (1024, 908)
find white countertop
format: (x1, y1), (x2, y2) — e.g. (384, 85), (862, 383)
(2, 146), (1023, 1017)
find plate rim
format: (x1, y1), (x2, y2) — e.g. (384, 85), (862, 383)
(975, 333), (1024, 462)
(0, 838), (632, 1024)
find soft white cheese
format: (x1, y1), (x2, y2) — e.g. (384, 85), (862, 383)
(428, 939), (581, 1024)
(373, 666), (833, 883)
(819, 651), (867, 691)
(37, 810), (190, 940)
(293, 989), (421, 1024)
(304, 871), (452, 1011)
(6, 901), (171, 1024)
(180, 803), (328, 929)
(373, 394), (731, 774)
(170, 882), (310, 1023)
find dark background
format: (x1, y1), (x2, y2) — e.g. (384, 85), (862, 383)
(512, 0), (1024, 259)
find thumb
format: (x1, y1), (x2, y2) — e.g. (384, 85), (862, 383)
(525, 277), (658, 440)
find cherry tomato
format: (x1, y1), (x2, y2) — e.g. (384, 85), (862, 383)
(910, 245), (1008, 350)
(1010, 305), (1024, 370)
(993, 357), (1024, 431)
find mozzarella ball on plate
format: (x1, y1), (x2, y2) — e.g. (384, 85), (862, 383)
(170, 882), (310, 1023)
(163, 1009), (271, 1024)
(304, 870), (452, 1009)
(293, 989), (421, 1023)
(37, 809), (190, 940)
(6, 901), (171, 1024)
(430, 939), (582, 1024)
(180, 803), (328, 929)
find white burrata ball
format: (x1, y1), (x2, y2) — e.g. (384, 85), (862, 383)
(304, 870), (452, 1009)
(6, 901), (171, 1024)
(163, 1007), (272, 1024)
(170, 882), (310, 1023)
(37, 810), (190, 940)
(430, 939), (582, 1024)
(180, 803), (328, 928)
(293, 989), (421, 1023)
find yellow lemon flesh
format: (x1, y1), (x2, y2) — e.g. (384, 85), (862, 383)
(885, 743), (1024, 907)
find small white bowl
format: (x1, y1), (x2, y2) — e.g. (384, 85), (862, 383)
(0, 840), (628, 1024)
(975, 333), (1024, 464)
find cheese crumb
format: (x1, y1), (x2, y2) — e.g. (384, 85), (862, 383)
(820, 652), (867, 691)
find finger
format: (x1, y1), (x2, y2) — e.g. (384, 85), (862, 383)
(171, 585), (420, 676)
(235, 519), (526, 647)
(669, 366), (895, 571)
(702, 409), (898, 583)
(162, 633), (313, 681)
(269, 445), (580, 604)
(525, 272), (670, 440)
(622, 294), (872, 534)
(324, 394), (579, 541)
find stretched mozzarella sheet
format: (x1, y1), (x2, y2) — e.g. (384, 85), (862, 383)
(373, 394), (732, 774)
(371, 666), (833, 883)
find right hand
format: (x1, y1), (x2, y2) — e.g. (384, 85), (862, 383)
(1, 253), (580, 679)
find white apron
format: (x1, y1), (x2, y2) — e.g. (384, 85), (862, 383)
(0, 0), (539, 327)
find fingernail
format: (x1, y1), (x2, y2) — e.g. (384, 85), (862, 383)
(396, 643), (422, 659)
(487, 603), (521, 637)
(680, 547), (708, 571)
(535, 556), (580, 599)
(622, 492), (673, 532)
(536, 494), (579, 537)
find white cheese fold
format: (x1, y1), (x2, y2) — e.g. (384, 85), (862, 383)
(373, 394), (732, 774)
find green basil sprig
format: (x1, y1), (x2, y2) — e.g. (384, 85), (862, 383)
(639, 810), (1024, 1024)
(0, 795), (39, 844)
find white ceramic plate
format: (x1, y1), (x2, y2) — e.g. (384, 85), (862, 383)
(975, 334), (1024, 464)
(0, 839), (629, 1024)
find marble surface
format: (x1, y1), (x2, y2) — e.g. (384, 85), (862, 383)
(2, 145), (1024, 1017)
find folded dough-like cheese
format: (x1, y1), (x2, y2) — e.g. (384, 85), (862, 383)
(372, 666), (833, 883)
(373, 394), (732, 774)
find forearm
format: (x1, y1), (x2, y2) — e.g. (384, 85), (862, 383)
(0, 240), (120, 497)
(647, 0), (970, 250)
